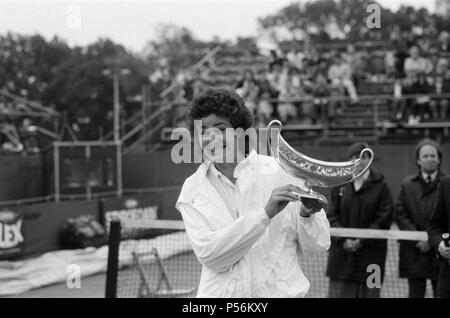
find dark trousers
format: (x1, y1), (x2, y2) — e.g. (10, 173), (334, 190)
(437, 262), (450, 298)
(328, 278), (380, 298)
(407, 279), (438, 298)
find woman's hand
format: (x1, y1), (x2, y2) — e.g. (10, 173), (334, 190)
(300, 197), (328, 217)
(265, 185), (301, 219)
(438, 241), (450, 260)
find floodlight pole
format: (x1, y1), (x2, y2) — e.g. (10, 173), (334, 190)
(103, 67), (131, 143)
(113, 73), (120, 143)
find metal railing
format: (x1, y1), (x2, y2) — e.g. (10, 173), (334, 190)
(122, 103), (171, 154)
(159, 45), (221, 99)
(0, 89), (60, 117)
(0, 185), (182, 207)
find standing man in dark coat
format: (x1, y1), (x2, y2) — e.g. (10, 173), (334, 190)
(427, 175), (450, 298)
(326, 142), (394, 298)
(396, 139), (445, 297)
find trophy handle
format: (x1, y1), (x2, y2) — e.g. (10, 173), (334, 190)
(268, 120), (326, 205)
(267, 120), (282, 160)
(348, 148), (374, 182)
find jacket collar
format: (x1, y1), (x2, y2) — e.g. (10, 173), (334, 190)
(412, 170), (445, 182)
(352, 168), (383, 193)
(412, 170), (446, 196)
(203, 149), (258, 179)
(203, 150), (258, 192)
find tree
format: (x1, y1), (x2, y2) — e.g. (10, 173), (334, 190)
(258, 0), (448, 45)
(43, 38), (148, 140)
(144, 24), (217, 76)
(143, 24), (221, 100)
(0, 32), (72, 101)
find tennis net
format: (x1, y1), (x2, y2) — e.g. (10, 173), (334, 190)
(105, 219), (435, 298)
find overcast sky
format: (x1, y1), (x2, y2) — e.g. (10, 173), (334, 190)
(0, 0), (437, 52)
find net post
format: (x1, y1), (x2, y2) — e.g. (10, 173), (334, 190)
(105, 220), (121, 298)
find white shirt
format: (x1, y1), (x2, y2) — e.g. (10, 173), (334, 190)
(404, 57), (427, 78)
(207, 164), (240, 219)
(176, 150), (331, 297)
(422, 170), (438, 183)
(328, 63), (352, 81)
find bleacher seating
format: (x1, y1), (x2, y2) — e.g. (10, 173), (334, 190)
(200, 45), (269, 89)
(147, 44), (450, 148)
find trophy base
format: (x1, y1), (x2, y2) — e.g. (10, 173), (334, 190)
(291, 189), (328, 207)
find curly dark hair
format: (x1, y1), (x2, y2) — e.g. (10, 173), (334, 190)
(187, 87), (254, 131)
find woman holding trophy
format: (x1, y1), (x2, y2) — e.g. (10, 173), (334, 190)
(176, 88), (330, 297)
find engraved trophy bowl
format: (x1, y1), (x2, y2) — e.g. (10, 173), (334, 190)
(267, 120), (374, 205)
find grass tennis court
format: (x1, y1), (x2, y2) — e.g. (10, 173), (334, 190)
(116, 251), (201, 298)
(111, 233), (434, 298)
(5, 227), (434, 298)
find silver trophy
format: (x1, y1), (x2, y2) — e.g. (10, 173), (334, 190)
(267, 120), (374, 204)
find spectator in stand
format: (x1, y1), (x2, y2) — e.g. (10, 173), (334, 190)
(266, 62), (283, 119)
(404, 46), (428, 82)
(342, 44), (363, 86)
(256, 77), (277, 127)
(192, 77), (206, 98)
(304, 47), (327, 80)
(431, 63), (450, 122)
(407, 72), (434, 124)
(268, 49), (283, 70)
(385, 44), (397, 79)
(170, 81), (189, 127)
(182, 73), (196, 102)
(423, 55), (434, 78)
(391, 76), (408, 122)
(396, 139), (445, 298)
(235, 69), (260, 114)
(394, 40), (410, 78)
(342, 45), (357, 70)
(311, 72), (332, 125)
(287, 47), (305, 71)
(354, 49), (371, 81)
(390, 25), (402, 43)
(438, 31), (450, 53)
(295, 69), (316, 125)
(183, 72), (207, 102)
(327, 53), (359, 104)
(277, 65), (299, 124)
(326, 142), (393, 298)
(368, 50), (387, 82)
(266, 62), (282, 92)
(435, 54), (449, 78)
